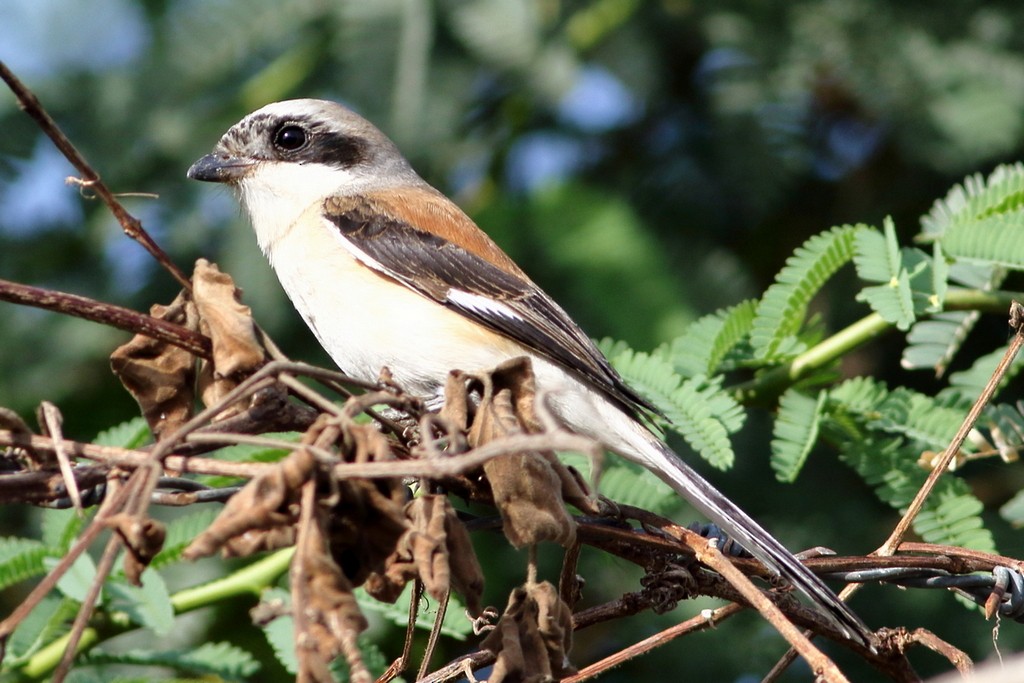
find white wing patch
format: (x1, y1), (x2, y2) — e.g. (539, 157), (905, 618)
(446, 288), (523, 323)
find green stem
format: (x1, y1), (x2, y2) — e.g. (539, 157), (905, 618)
(734, 288), (1020, 403)
(15, 548), (295, 680)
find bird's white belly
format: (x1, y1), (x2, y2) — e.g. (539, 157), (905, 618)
(264, 213), (520, 396)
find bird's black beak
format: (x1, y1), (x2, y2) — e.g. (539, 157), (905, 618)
(187, 153), (254, 183)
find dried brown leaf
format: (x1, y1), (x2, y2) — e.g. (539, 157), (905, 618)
(480, 581), (576, 683)
(295, 505), (369, 680)
(183, 447), (315, 560)
(326, 427), (409, 586)
(192, 259), (266, 415)
(104, 513), (166, 585)
(192, 259), (264, 376)
(443, 499), (485, 617)
(464, 358), (580, 548)
(110, 292), (197, 439)
(364, 494), (484, 616)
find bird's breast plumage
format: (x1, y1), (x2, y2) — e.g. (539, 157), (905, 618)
(260, 203), (521, 396)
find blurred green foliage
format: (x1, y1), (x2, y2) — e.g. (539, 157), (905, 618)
(4, 1), (1024, 680)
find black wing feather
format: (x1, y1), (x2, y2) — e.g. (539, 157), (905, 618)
(326, 202), (658, 420)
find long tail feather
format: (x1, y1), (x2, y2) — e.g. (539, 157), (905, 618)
(638, 437), (873, 648)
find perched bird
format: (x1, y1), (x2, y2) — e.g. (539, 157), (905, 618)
(188, 98), (871, 646)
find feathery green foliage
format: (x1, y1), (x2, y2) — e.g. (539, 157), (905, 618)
(606, 347), (744, 469)
(921, 163), (1024, 238)
(770, 389), (825, 483)
(669, 299), (758, 377)
(854, 218), (945, 331)
(0, 538), (55, 592)
(751, 225), (862, 360)
(900, 261), (1002, 374)
(941, 215), (1024, 270)
(150, 509), (221, 570)
(80, 642), (260, 681)
(824, 377), (994, 552)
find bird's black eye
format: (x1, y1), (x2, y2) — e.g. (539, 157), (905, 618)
(273, 124), (308, 152)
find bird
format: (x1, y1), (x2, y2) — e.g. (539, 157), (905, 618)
(187, 98), (872, 647)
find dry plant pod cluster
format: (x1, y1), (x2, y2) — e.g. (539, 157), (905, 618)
(480, 580), (576, 683)
(364, 493), (485, 617)
(442, 358), (597, 549)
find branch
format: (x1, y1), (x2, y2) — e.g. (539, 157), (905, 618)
(734, 288), (1022, 403)
(879, 301), (1024, 555)
(0, 278), (211, 358)
(0, 60), (190, 288)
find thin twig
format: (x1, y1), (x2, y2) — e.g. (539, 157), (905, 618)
(563, 604), (745, 683)
(39, 402), (83, 513)
(0, 476), (132, 642)
(879, 301), (1024, 555)
(52, 532), (123, 681)
(0, 60), (190, 288)
(376, 581), (422, 683)
(418, 590), (449, 681)
(666, 524), (851, 683)
(0, 278), (211, 358)
(417, 651), (495, 683)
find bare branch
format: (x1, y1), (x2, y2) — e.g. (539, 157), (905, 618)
(0, 60), (190, 288)
(0, 278), (212, 358)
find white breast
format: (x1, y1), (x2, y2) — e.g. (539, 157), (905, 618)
(256, 205), (522, 396)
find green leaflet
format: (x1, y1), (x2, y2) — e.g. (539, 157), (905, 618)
(150, 508), (221, 570)
(751, 225), (862, 360)
(80, 642), (260, 680)
(607, 347), (744, 470)
(915, 489), (994, 551)
(901, 312), (979, 375)
(921, 162), (1024, 238)
(770, 389), (825, 483)
(669, 299), (757, 377)
(941, 212), (1024, 271)
(900, 261), (1002, 375)
(105, 571), (175, 636)
(0, 538), (54, 592)
(3, 594), (77, 666)
(854, 218), (944, 331)
(829, 377), (968, 453)
(355, 585), (473, 640)
(943, 344), (1024, 403)
(92, 416), (151, 449)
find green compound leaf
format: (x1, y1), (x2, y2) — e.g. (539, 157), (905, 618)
(81, 641), (260, 680)
(93, 416), (151, 449)
(751, 225), (862, 360)
(854, 218), (946, 331)
(150, 508), (221, 570)
(921, 162), (1024, 239)
(669, 299), (757, 377)
(770, 389), (825, 483)
(105, 570), (175, 636)
(0, 538), (53, 591)
(941, 213), (1024, 270)
(900, 260), (1003, 374)
(608, 347), (744, 470)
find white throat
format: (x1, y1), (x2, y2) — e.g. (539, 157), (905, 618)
(237, 161), (370, 255)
